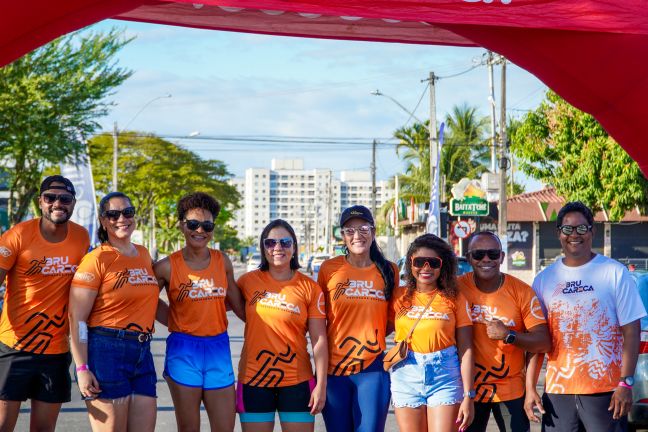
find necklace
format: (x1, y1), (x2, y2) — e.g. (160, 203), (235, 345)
(473, 273), (504, 294)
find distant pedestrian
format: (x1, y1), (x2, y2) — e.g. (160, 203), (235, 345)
(236, 219), (327, 431)
(458, 231), (550, 432)
(526, 201), (646, 431)
(69, 192), (159, 432)
(318, 205), (397, 432)
(154, 192), (246, 432)
(389, 234), (474, 432)
(0, 175), (89, 432)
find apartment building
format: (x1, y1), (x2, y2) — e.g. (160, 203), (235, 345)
(229, 159), (393, 253)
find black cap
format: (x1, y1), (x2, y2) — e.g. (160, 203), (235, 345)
(339, 205), (374, 227)
(40, 175), (76, 196)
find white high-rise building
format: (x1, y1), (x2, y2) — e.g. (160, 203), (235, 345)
(229, 159), (393, 253)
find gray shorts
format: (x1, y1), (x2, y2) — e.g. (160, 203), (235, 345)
(542, 392), (627, 432)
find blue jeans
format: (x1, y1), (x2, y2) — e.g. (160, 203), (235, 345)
(390, 345), (463, 408)
(323, 354), (391, 432)
(87, 327), (157, 399)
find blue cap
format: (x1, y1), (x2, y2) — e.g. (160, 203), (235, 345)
(340, 205), (374, 227)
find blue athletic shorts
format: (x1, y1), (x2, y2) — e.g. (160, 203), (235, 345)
(236, 379), (315, 423)
(164, 331), (234, 390)
(390, 345), (463, 408)
(87, 327), (157, 399)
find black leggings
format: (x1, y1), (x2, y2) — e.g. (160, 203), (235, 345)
(467, 396), (530, 432)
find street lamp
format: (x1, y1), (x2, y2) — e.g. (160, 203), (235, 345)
(370, 90), (425, 124)
(112, 93), (172, 191)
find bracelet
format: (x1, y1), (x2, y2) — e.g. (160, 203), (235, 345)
(618, 381), (632, 389)
(76, 364), (89, 372)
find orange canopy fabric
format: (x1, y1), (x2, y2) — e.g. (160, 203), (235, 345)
(3, 1), (647, 172)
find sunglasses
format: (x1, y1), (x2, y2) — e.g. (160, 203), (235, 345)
(263, 237), (293, 249)
(411, 256), (443, 269)
(468, 249), (502, 261)
(558, 224), (591, 236)
(184, 219), (215, 233)
(102, 206), (136, 221)
(340, 225), (373, 237)
(41, 193), (75, 205)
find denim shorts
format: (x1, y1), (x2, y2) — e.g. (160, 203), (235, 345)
(390, 345), (463, 408)
(164, 331), (234, 390)
(87, 327), (157, 399)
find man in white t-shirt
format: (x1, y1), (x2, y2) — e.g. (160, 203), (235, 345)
(525, 201), (646, 432)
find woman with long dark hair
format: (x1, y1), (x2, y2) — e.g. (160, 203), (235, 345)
(236, 219), (328, 432)
(389, 234), (474, 432)
(69, 192), (159, 431)
(318, 205), (397, 432)
(154, 192), (245, 432)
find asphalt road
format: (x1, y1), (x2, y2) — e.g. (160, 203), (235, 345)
(16, 263), (541, 431)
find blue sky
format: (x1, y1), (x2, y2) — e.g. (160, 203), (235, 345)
(92, 20), (546, 190)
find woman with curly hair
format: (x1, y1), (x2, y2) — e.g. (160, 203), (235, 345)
(388, 234), (474, 432)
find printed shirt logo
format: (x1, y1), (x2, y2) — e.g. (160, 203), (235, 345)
(552, 280), (594, 297)
(470, 304), (516, 326)
(400, 305), (449, 321)
(74, 272), (95, 282)
(316, 292), (326, 315)
(333, 279), (385, 301)
(250, 290), (301, 314)
(176, 277), (226, 302)
(530, 296), (545, 320)
(26, 256), (77, 276)
(0, 246), (11, 258)
(113, 268), (156, 290)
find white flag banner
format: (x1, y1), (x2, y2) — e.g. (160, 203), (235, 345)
(60, 144), (99, 246)
(427, 122), (445, 235)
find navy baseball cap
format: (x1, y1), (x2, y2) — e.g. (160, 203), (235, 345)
(339, 205), (374, 227)
(40, 175), (76, 196)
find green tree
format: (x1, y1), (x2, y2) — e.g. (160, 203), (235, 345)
(0, 29), (132, 224)
(511, 90), (648, 220)
(381, 104), (490, 219)
(88, 132), (241, 254)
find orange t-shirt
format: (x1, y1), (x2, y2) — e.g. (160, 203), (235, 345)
(167, 249), (228, 336)
(458, 273), (547, 402)
(390, 287), (472, 354)
(237, 270), (325, 387)
(318, 256), (397, 376)
(72, 244), (159, 333)
(0, 219), (89, 354)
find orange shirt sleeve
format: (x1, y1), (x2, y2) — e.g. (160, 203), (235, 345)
(72, 251), (103, 291)
(0, 226), (21, 270)
(519, 282), (546, 330)
(307, 281), (326, 319)
(455, 292), (473, 328)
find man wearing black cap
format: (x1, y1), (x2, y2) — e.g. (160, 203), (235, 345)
(0, 175), (90, 431)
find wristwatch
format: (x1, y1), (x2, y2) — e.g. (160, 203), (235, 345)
(620, 376), (635, 387)
(503, 330), (517, 345)
(463, 390), (476, 399)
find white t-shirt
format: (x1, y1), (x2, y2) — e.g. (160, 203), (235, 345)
(533, 254), (646, 394)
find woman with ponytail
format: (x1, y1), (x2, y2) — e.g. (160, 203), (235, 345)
(69, 192), (160, 431)
(317, 205), (396, 432)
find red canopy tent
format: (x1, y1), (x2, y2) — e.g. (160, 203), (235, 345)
(3, 1), (648, 171)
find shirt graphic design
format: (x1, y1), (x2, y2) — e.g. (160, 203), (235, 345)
(458, 273), (546, 402)
(0, 219), (90, 354)
(318, 256), (397, 376)
(533, 255), (646, 394)
(168, 249), (228, 336)
(237, 270), (325, 387)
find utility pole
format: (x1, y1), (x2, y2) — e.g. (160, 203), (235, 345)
(487, 51), (498, 173)
(371, 140), (377, 216)
(422, 71), (440, 236)
(394, 175), (400, 237)
(112, 121), (119, 191)
(498, 59), (509, 272)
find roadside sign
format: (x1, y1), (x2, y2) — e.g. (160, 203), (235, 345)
(453, 220), (472, 239)
(449, 197), (489, 216)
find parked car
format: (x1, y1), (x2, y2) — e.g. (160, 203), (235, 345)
(397, 255), (471, 286)
(309, 254), (331, 279)
(246, 252), (262, 273)
(629, 272), (648, 430)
